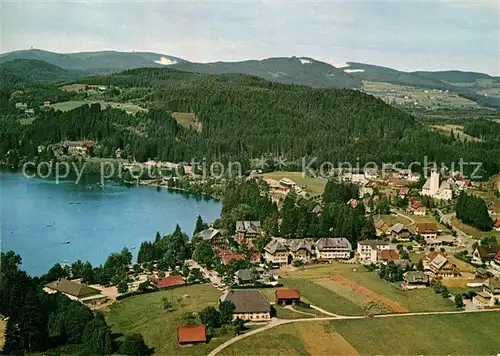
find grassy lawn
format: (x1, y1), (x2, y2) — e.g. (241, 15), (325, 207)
(262, 171), (327, 197)
(106, 284), (233, 356)
(328, 312), (500, 355)
(220, 322), (358, 356)
(221, 311), (500, 355)
(281, 263), (455, 313)
(274, 307), (313, 319)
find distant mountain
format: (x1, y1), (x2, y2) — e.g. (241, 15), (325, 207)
(0, 59), (85, 85)
(172, 57), (363, 89)
(0, 49), (184, 74)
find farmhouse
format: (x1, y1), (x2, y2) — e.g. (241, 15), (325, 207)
(390, 223), (411, 241)
(424, 252), (460, 278)
(275, 289), (300, 306)
(402, 271), (429, 289)
(374, 219), (389, 236)
(472, 277), (500, 308)
(44, 278), (105, 305)
(235, 221), (261, 242)
(416, 222), (438, 240)
(357, 239), (390, 265)
(472, 245), (500, 265)
(220, 290), (271, 321)
(177, 325), (206, 345)
(314, 238), (352, 260)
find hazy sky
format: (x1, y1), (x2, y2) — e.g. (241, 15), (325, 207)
(1, 0), (499, 74)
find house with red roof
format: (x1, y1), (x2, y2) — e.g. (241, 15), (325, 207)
(154, 275), (185, 289)
(177, 325), (206, 345)
(378, 249), (400, 264)
(275, 289), (300, 305)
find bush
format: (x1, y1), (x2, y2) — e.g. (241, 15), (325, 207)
(292, 259), (304, 267)
(119, 333), (151, 355)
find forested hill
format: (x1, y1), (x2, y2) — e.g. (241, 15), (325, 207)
(2, 67), (500, 176)
(0, 59), (85, 84)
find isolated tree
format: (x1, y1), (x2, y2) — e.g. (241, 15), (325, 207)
(199, 306), (221, 329)
(454, 294), (464, 308)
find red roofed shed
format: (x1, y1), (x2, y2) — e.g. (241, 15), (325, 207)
(155, 275), (185, 289)
(275, 288), (301, 305)
(177, 325), (206, 345)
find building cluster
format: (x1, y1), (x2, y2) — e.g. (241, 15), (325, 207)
(263, 237), (353, 265)
(263, 177), (304, 197)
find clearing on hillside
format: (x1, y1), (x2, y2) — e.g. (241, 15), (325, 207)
(171, 112), (202, 132)
(429, 124), (481, 142)
(46, 100), (146, 115)
(0, 318), (5, 352)
(262, 171), (327, 197)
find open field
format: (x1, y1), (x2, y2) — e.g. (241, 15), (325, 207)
(262, 171), (327, 197)
(283, 278), (365, 316)
(281, 264), (455, 313)
(362, 81), (481, 110)
(329, 312), (500, 355)
(375, 214), (412, 227)
(220, 322), (358, 356)
(46, 100), (146, 115)
(429, 124), (481, 142)
(221, 312), (500, 355)
(106, 284), (234, 356)
(171, 112), (202, 132)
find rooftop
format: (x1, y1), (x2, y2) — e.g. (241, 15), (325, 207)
(378, 249), (400, 261)
(45, 278), (101, 299)
(236, 221), (261, 234)
(155, 275), (185, 288)
(220, 289), (271, 314)
(416, 222), (438, 234)
(276, 289), (300, 300)
(315, 237), (352, 250)
(177, 325), (206, 344)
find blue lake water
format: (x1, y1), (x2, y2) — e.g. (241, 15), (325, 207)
(0, 171), (221, 276)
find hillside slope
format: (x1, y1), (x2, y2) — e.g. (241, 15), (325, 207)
(0, 49), (183, 74)
(172, 57), (363, 89)
(0, 59), (85, 84)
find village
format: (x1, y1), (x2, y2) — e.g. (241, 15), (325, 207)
(35, 164), (500, 355)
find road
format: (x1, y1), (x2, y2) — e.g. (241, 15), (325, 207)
(435, 209), (476, 251)
(185, 260), (226, 290)
(208, 307), (500, 356)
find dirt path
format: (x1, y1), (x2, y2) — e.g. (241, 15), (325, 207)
(287, 305), (317, 317)
(331, 274), (408, 313)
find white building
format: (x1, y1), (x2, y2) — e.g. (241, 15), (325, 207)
(315, 238), (352, 260)
(357, 240), (390, 265)
(421, 169), (453, 200)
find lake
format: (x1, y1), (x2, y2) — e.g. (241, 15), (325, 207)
(0, 171), (221, 276)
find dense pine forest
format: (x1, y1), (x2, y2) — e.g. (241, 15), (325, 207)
(1, 67), (500, 176)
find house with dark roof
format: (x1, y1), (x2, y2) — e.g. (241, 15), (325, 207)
(220, 290), (271, 321)
(235, 221), (262, 242)
(315, 238), (352, 260)
(288, 239), (315, 262)
(416, 222), (438, 240)
(264, 238), (291, 265)
(402, 271), (429, 289)
(196, 227), (227, 247)
(275, 289), (300, 306)
(177, 325), (206, 345)
(390, 223), (411, 241)
(154, 275), (185, 289)
(44, 278), (105, 305)
(472, 245), (500, 265)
